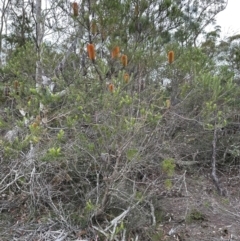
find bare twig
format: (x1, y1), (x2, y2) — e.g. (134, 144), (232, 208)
(211, 126), (227, 196)
(149, 200), (156, 226)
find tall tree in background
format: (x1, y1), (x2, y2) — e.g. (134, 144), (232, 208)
(0, 0), (11, 66)
(35, 0), (43, 87)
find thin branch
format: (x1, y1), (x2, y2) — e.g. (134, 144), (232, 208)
(211, 126), (227, 196)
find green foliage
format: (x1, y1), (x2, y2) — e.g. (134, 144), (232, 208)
(115, 221), (125, 236)
(221, 198), (230, 205)
(57, 129), (65, 141)
(135, 191), (144, 202)
(164, 179), (173, 190)
(84, 199), (96, 214)
(162, 159), (175, 177)
(48, 147), (61, 157)
(126, 149), (139, 160)
(186, 209), (206, 223)
(4, 42), (36, 78)
(150, 231), (165, 241)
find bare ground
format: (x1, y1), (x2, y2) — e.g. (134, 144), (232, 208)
(158, 167), (240, 241)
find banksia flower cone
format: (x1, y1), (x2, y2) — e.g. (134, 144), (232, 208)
(124, 73), (129, 83)
(134, 4), (139, 16)
(32, 122), (39, 129)
(14, 80), (19, 95)
(91, 20), (97, 35)
(121, 54), (128, 67)
(72, 2), (79, 17)
(101, 30), (106, 41)
(168, 51), (174, 64)
(4, 85), (10, 97)
(32, 115), (41, 128)
(87, 44), (95, 61)
(166, 99), (171, 109)
(108, 83), (114, 92)
(111, 46), (120, 58)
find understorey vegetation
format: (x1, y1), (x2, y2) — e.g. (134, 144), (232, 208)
(1, 0), (240, 240)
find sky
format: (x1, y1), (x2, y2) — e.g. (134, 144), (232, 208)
(216, 0), (240, 38)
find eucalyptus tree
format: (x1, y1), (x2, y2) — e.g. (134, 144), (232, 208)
(0, 0), (11, 66)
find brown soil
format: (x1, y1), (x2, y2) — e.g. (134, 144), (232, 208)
(158, 168), (240, 241)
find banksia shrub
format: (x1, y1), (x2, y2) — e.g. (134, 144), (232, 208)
(124, 73), (129, 83)
(108, 83), (114, 92)
(72, 2), (79, 17)
(87, 44), (95, 61)
(111, 46), (120, 58)
(168, 51), (174, 64)
(121, 54), (128, 67)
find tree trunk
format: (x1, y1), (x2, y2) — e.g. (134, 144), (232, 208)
(0, 0), (11, 67)
(35, 0), (43, 88)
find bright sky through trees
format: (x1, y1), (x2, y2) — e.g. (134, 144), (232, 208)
(216, 0), (240, 38)
(40, 0), (239, 41)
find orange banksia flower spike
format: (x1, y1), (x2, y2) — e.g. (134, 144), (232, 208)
(72, 2), (79, 17)
(111, 46), (120, 58)
(108, 83), (114, 92)
(124, 73), (129, 83)
(87, 44), (95, 61)
(168, 51), (174, 64)
(121, 54), (128, 67)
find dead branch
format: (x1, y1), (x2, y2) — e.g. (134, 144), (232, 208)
(211, 126), (227, 196)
